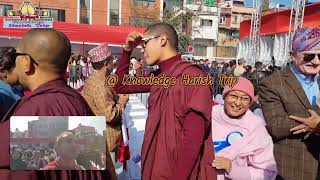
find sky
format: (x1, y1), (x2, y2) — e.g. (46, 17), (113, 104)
(244, 0), (320, 7)
(10, 116), (106, 135)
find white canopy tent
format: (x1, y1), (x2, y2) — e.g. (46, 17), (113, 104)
(237, 33), (291, 67)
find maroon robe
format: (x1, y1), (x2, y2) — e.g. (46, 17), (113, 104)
(0, 79), (111, 180)
(115, 50), (217, 180)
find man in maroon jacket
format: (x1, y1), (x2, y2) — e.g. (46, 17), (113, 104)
(114, 22), (216, 179)
(0, 29), (111, 180)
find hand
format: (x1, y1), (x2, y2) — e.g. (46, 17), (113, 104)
(212, 157), (232, 174)
(119, 94), (129, 103)
(289, 109), (320, 135)
(124, 31), (144, 52)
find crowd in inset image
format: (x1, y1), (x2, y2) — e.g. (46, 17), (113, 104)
(10, 145), (54, 170)
(0, 23), (320, 180)
(10, 131), (106, 171)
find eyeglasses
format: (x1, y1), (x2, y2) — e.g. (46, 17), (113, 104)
(8, 48), (39, 66)
(141, 35), (160, 49)
(303, 54), (320, 62)
(14, 52), (39, 66)
(226, 94), (251, 104)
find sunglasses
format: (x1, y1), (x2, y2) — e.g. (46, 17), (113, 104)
(141, 35), (160, 48)
(303, 54), (320, 62)
(8, 48), (39, 66)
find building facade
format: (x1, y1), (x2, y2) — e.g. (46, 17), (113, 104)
(217, 0), (253, 58)
(73, 123), (96, 137)
(28, 117), (68, 138)
(183, 0), (219, 60)
(0, 0), (163, 25)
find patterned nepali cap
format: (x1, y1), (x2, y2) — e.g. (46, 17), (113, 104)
(292, 27), (320, 53)
(88, 44), (112, 63)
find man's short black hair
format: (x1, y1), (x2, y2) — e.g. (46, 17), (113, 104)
(91, 56), (113, 70)
(229, 60), (237, 67)
(145, 22), (178, 50)
(255, 61), (263, 69)
(0, 47), (16, 71)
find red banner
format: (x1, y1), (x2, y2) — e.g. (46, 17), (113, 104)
(240, 2), (320, 39)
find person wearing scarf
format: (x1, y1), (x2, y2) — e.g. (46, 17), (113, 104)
(212, 77), (277, 180)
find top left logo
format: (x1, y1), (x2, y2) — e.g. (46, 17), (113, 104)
(3, 0), (53, 29)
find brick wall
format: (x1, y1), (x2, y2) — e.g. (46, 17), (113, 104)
(92, 0), (108, 24)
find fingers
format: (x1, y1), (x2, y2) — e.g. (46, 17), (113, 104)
(125, 31), (144, 51)
(289, 115), (306, 123)
(292, 129), (308, 134)
(290, 124), (307, 132)
(212, 159), (226, 170)
(128, 32), (143, 41)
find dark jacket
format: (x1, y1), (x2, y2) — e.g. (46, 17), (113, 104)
(259, 66), (320, 180)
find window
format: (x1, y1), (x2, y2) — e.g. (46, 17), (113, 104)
(201, 19), (212, 27)
(80, 0), (90, 24)
(232, 15), (238, 24)
(0, 4), (13, 16)
(204, 0), (215, 6)
(219, 16), (226, 24)
(109, 0), (120, 26)
(41, 8), (65, 22)
(134, 0), (156, 5)
(194, 45), (207, 56)
(226, 31), (232, 37)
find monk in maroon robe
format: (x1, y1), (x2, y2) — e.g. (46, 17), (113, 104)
(114, 23), (216, 179)
(0, 29), (111, 180)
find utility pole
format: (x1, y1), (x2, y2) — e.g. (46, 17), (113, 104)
(284, 0), (306, 64)
(249, 0), (262, 65)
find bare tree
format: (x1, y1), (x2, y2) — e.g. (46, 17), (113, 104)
(127, 0), (194, 54)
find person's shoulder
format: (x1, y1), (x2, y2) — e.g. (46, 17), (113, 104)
(84, 73), (105, 87)
(259, 69), (286, 86)
(247, 110), (266, 127)
(180, 62), (206, 76)
(15, 90), (90, 115)
(212, 104), (223, 112)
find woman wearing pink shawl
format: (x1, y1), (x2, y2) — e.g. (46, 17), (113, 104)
(212, 77), (277, 180)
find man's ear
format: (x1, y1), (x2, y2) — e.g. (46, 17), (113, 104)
(160, 35), (168, 47)
(290, 52), (298, 63)
(21, 55), (35, 74)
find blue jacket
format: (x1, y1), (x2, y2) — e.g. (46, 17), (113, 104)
(0, 80), (20, 119)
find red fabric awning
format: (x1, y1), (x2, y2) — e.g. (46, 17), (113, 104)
(0, 16), (145, 44)
(240, 2), (320, 39)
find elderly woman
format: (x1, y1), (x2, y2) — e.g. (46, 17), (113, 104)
(0, 47), (20, 119)
(212, 77), (277, 180)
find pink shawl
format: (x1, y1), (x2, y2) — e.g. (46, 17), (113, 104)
(212, 105), (277, 180)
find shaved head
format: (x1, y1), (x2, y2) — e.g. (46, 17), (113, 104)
(145, 22), (178, 50)
(17, 28), (71, 74)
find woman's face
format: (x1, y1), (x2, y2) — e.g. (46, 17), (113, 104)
(224, 90), (251, 118)
(0, 68), (19, 85)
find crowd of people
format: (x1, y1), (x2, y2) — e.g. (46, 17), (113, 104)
(10, 145), (53, 170)
(0, 22), (320, 180)
(10, 131), (106, 171)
